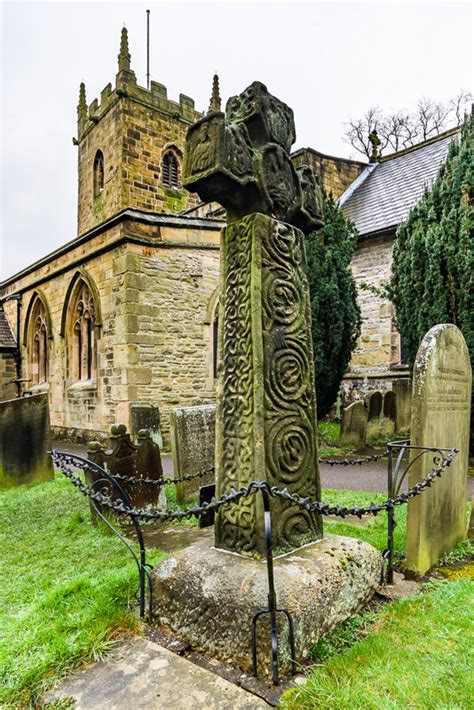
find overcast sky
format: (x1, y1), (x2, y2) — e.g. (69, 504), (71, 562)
(0, 0), (472, 280)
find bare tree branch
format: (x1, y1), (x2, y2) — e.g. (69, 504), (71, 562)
(343, 92), (469, 158)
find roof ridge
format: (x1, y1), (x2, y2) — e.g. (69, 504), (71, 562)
(380, 126), (460, 162)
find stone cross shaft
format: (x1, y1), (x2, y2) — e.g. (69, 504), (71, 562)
(184, 81), (323, 557)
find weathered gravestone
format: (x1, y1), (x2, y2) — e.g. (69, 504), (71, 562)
(393, 378), (412, 435)
(87, 424), (166, 512)
(382, 391), (396, 438)
(152, 80), (381, 676)
(365, 391), (383, 441)
(0, 393), (53, 488)
(169, 404), (215, 503)
(130, 403), (162, 448)
(406, 324), (472, 575)
(339, 400), (368, 448)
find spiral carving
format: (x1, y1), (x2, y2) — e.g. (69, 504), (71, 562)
(215, 214), (322, 557)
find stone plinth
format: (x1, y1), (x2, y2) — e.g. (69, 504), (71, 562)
(152, 535), (381, 676)
(406, 324), (472, 575)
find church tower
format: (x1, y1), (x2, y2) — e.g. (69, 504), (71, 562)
(76, 27), (202, 236)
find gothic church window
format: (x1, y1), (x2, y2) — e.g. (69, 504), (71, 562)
(162, 150), (180, 189)
(28, 297), (49, 385)
(69, 279), (97, 381)
(93, 150), (104, 197)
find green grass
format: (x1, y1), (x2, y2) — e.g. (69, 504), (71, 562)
(0, 475), (165, 708)
(321, 488), (407, 559)
(318, 421), (341, 448)
(281, 578), (473, 709)
(1, 475), (471, 708)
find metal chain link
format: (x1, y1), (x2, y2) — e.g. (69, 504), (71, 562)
(318, 451), (388, 466)
(51, 448), (456, 523)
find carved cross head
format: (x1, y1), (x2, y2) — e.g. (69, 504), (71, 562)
(183, 81), (324, 232)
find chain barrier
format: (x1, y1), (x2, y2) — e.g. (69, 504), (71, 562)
(98, 466), (215, 487)
(51, 447), (456, 524)
(68, 450), (390, 491)
(318, 450), (388, 466)
(52, 445), (457, 687)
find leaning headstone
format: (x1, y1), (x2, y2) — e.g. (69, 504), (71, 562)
(170, 405), (215, 503)
(406, 324), (472, 575)
(393, 379), (412, 435)
(88, 424), (165, 511)
(339, 401), (368, 448)
(365, 391), (383, 441)
(0, 393), (53, 488)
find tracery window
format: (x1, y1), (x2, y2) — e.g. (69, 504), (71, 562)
(93, 150), (104, 198)
(70, 280), (97, 381)
(162, 150), (180, 189)
(28, 297), (49, 384)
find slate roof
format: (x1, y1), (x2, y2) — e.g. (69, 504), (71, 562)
(0, 305), (17, 352)
(339, 129), (459, 237)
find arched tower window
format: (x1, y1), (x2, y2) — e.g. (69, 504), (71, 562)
(28, 297), (49, 385)
(162, 149), (180, 189)
(93, 150), (104, 198)
(69, 279), (97, 381)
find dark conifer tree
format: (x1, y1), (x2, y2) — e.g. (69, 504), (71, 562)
(307, 197), (361, 419)
(389, 113), (473, 446)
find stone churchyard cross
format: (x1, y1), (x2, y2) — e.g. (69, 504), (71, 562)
(184, 79), (325, 557)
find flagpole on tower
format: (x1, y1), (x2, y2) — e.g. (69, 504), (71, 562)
(146, 9), (150, 89)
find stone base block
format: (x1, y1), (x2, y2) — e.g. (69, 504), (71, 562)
(152, 534), (382, 676)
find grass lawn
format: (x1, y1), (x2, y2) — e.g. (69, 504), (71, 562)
(281, 578), (473, 709)
(1, 474), (472, 708)
(0, 475), (166, 708)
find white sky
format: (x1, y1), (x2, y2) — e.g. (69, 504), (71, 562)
(0, 0), (472, 280)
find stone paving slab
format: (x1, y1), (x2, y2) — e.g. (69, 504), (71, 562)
(43, 636), (270, 709)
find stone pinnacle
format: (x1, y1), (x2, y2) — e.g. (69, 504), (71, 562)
(118, 26), (131, 71)
(77, 82), (87, 120)
(208, 74), (221, 114)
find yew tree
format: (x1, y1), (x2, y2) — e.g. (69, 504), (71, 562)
(307, 197), (361, 419)
(389, 113), (473, 445)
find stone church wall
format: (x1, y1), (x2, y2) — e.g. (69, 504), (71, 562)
(291, 148), (366, 199)
(0, 353), (16, 401)
(1, 217), (221, 443)
(122, 235), (220, 440)
(343, 231), (408, 400)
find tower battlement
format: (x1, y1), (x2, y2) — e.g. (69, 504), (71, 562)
(77, 28), (202, 141)
(76, 27), (202, 236)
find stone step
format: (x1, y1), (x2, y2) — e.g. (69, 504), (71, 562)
(43, 635), (270, 709)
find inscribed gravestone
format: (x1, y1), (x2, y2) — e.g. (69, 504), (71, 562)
(170, 405), (215, 503)
(365, 391), (383, 441)
(406, 324), (472, 575)
(339, 401), (368, 448)
(393, 378), (412, 434)
(0, 393), (53, 488)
